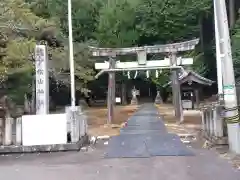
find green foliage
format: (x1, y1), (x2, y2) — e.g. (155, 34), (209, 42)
(0, 0), (98, 104)
(27, 0), (98, 87)
(96, 0), (139, 47)
(28, 0), (103, 42)
(0, 0), (54, 104)
(0, 0), (54, 84)
(3, 39), (36, 74)
(96, 0), (212, 46)
(0, 0), (216, 104)
(95, 0), (211, 86)
(232, 17), (240, 77)
(49, 42), (96, 90)
(185, 51), (208, 76)
(6, 70), (33, 104)
(135, 0), (211, 44)
(150, 70), (170, 89)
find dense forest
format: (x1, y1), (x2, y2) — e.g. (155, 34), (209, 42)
(0, 0), (239, 106)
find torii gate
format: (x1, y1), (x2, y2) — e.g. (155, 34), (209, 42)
(89, 39), (199, 124)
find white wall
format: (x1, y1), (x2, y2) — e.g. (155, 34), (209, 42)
(22, 114), (67, 146)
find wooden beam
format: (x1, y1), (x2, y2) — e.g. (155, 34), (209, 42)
(89, 39), (199, 56)
(95, 58), (193, 70)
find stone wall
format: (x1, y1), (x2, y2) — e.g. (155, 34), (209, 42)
(0, 118), (3, 144)
(0, 108), (6, 145)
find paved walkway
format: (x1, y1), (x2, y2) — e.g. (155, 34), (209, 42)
(0, 104), (239, 180)
(105, 104), (194, 157)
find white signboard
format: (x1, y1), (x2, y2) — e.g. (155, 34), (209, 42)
(137, 51), (147, 65)
(115, 97), (121, 103)
(223, 85), (236, 101)
(35, 45), (49, 114)
(22, 114), (67, 146)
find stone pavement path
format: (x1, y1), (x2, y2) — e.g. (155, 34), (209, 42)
(105, 104), (194, 157)
(0, 104), (239, 180)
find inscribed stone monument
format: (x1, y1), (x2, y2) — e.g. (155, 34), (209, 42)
(35, 45), (49, 114)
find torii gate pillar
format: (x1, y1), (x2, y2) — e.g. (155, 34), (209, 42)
(170, 51), (183, 122)
(107, 55), (116, 124)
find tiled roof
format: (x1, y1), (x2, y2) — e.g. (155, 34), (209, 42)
(163, 69), (214, 87)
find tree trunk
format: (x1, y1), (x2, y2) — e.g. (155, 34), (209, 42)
(121, 81), (127, 105)
(229, 0), (235, 28)
(24, 94), (31, 113)
(199, 15), (204, 51)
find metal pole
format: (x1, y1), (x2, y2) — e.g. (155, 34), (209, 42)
(68, 0), (76, 107)
(214, 0), (240, 154)
(107, 56), (116, 124)
(214, 0), (223, 96)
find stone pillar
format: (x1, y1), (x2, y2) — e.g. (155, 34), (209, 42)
(209, 108), (214, 136)
(155, 90), (163, 104)
(190, 91), (194, 109)
(65, 106), (80, 143)
(194, 89), (200, 108)
(4, 116), (12, 145)
(0, 118), (3, 145)
(170, 52), (183, 122)
(0, 108), (5, 145)
(211, 107), (216, 136)
(107, 56), (116, 124)
(206, 109), (210, 135)
(130, 88), (138, 105)
(215, 105), (224, 137)
(35, 45), (49, 115)
(16, 117), (22, 145)
(79, 111), (87, 137)
(201, 109), (206, 132)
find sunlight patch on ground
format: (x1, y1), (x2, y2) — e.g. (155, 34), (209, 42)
(86, 105), (139, 137)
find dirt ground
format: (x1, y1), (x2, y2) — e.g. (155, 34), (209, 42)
(83, 103), (240, 170)
(85, 103), (202, 138)
(86, 105), (139, 137)
(156, 104), (240, 170)
(156, 104), (202, 137)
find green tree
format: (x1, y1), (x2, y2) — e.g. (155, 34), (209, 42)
(135, 0), (212, 44)
(0, 0), (57, 103)
(26, 0), (98, 88)
(232, 16), (240, 78)
(95, 0), (212, 84)
(0, 0), (217, 104)
(0, 0), (56, 77)
(96, 0), (139, 47)
(27, 0), (103, 42)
